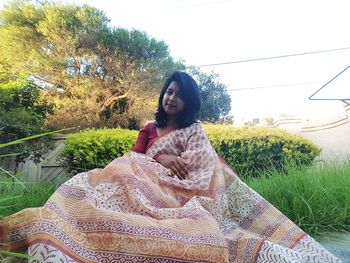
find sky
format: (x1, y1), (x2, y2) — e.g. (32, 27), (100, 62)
(1, 0), (350, 124)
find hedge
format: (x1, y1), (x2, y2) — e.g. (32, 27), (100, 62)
(58, 128), (138, 174)
(203, 124), (321, 177)
(59, 124), (321, 177)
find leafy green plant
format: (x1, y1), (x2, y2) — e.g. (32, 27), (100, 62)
(59, 128), (138, 175)
(204, 124), (321, 178)
(0, 79), (54, 164)
(0, 250), (33, 262)
(59, 124), (320, 178)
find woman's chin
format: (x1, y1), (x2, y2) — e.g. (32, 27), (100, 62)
(165, 109), (178, 115)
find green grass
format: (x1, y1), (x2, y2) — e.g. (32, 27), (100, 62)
(0, 129), (70, 218)
(246, 160), (350, 235)
(0, 178), (60, 218)
(0, 130), (68, 261)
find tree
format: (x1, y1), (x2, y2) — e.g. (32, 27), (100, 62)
(0, 0), (184, 130)
(190, 68), (232, 122)
(0, 1), (229, 128)
(0, 79), (54, 163)
(0, 1), (184, 128)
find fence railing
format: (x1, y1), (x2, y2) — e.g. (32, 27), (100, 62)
(0, 135), (68, 182)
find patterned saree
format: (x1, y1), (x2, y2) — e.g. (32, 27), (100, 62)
(0, 123), (340, 262)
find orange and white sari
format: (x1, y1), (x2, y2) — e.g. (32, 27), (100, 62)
(0, 123), (340, 262)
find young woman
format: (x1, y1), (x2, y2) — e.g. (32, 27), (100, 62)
(132, 71), (202, 180)
(1, 72), (339, 262)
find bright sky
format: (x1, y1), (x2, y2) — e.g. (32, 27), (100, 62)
(2, 0), (350, 123)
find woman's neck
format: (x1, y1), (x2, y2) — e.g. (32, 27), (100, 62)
(165, 117), (177, 129)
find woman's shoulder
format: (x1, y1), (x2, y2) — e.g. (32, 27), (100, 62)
(183, 121), (204, 133)
(142, 121), (156, 130)
(145, 120), (155, 125)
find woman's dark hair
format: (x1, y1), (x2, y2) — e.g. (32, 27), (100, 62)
(155, 71), (201, 128)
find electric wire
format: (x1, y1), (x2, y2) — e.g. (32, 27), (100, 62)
(227, 81), (321, 91)
(194, 46), (350, 68)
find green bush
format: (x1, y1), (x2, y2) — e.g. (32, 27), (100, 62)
(203, 124), (321, 178)
(60, 124), (321, 178)
(0, 79), (54, 163)
(59, 128), (138, 174)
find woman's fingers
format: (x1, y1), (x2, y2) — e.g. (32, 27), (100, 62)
(176, 157), (189, 174)
(170, 163), (184, 180)
(156, 154), (188, 180)
(171, 158), (187, 180)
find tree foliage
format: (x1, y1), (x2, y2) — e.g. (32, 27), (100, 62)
(0, 0), (230, 130)
(0, 79), (54, 163)
(0, 0), (183, 129)
(190, 68), (232, 122)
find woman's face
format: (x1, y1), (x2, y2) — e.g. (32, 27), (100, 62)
(162, 81), (185, 117)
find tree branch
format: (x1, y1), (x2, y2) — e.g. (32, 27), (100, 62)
(31, 75), (58, 89)
(102, 92), (129, 109)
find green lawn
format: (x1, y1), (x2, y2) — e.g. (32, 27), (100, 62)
(246, 161), (350, 235)
(2, 160), (349, 237)
(0, 177), (60, 218)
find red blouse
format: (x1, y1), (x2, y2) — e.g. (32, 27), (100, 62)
(132, 123), (158, 154)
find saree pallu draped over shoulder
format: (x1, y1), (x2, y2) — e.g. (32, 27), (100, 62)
(0, 123), (340, 262)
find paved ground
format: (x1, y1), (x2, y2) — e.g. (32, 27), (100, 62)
(318, 232), (350, 263)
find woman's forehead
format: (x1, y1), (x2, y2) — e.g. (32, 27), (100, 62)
(168, 81), (181, 91)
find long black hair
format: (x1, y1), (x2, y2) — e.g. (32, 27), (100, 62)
(155, 71), (201, 128)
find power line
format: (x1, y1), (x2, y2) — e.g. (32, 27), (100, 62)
(195, 46), (350, 68)
(227, 81), (321, 91)
(171, 0), (233, 9)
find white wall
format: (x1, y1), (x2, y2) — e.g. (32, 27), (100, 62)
(274, 104), (350, 162)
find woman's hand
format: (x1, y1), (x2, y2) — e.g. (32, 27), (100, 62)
(155, 154), (188, 180)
